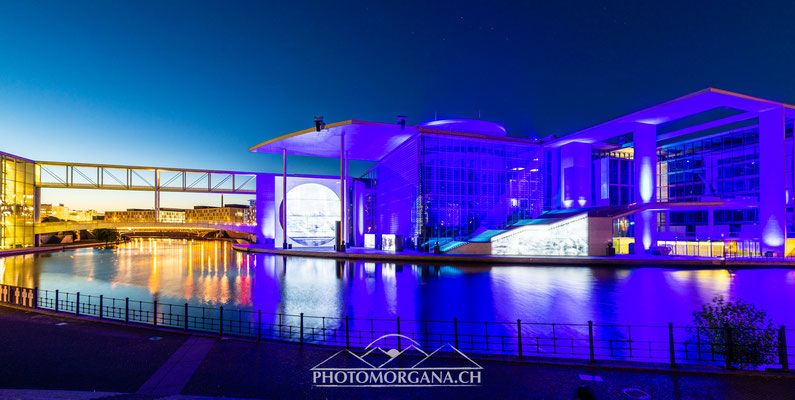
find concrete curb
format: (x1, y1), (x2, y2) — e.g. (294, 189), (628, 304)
(231, 245), (795, 268)
(0, 242), (107, 258)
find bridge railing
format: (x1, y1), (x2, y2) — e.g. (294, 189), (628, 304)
(28, 287), (794, 371)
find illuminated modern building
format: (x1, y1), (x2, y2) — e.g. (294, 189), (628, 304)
(249, 119), (545, 251)
(542, 88), (795, 257)
(249, 89), (795, 258)
(0, 152), (36, 249)
(186, 205), (247, 223)
(4, 87), (794, 259)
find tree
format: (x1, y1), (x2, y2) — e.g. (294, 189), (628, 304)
(93, 228), (120, 244)
(689, 295), (778, 370)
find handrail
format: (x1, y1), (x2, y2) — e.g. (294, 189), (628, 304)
(25, 287), (793, 371)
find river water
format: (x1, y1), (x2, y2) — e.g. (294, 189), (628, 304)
(1, 238), (794, 329)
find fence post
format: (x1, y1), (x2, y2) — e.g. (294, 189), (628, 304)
(779, 325), (789, 371)
(125, 297), (129, 323)
(668, 322), (676, 368)
(257, 310), (262, 341)
(184, 303), (189, 331)
(396, 316), (401, 350)
(517, 319), (523, 360)
(345, 315), (350, 349)
(33, 287), (38, 309)
(300, 313), (304, 345)
(454, 318), (459, 349)
(76, 292), (80, 316)
(588, 320), (595, 364)
(153, 300), (158, 327)
(219, 307), (224, 338)
(99, 295), (103, 320)
(724, 323), (733, 369)
(55, 290), (59, 312)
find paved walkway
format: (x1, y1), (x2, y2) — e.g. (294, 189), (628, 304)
(0, 306), (793, 399)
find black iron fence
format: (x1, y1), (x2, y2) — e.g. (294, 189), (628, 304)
(25, 288), (795, 370)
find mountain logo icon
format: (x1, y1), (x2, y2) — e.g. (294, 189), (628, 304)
(311, 334), (483, 387)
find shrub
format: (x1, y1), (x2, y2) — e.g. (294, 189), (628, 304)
(689, 295), (778, 370)
(93, 228), (120, 244)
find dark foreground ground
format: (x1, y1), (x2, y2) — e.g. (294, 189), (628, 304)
(0, 306), (793, 399)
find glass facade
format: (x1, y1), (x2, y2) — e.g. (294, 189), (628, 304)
(655, 126), (763, 243)
(360, 133), (543, 250)
(593, 150), (634, 206)
(1, 153), (35, 249)
(657, 127), (760, 203)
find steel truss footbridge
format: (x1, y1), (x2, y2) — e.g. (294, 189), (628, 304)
(33, 160), (260, 235)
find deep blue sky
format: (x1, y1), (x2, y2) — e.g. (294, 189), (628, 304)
(1, 1), (794, 208)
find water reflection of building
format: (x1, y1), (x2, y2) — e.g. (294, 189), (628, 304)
(0, 152), (35, 249)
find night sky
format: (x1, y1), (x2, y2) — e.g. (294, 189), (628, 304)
(1, 1), (794, 209)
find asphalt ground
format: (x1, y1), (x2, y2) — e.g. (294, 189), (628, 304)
(0, 306), (793, 399)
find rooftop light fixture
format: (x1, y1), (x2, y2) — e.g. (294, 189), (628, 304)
(314, 116), (325, 132)
(397, 115), (407, 130)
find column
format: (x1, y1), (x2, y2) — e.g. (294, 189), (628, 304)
(154, 169), (160, 223)
(339, 133), (346, 251)
(633, 122), (657, 253)
(282, 149), (288, 249)
(353, 179), (365, 247)
(759, 107), (786, 255)
(559, 142), (592, 208)
(33, 185), (41, 247)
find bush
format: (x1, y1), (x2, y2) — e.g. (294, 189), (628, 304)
(689, 295), (778, 369)
(93, 228), (120, 244)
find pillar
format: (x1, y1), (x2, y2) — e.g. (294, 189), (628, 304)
(759, 107), (786, 255)
(282, 149), (288, 249)
(154, 169), (160, 223)
(33, 186), (41, 246)
(339, 133), (346, 251)
(633, 122), (657, 253)
(353, 179), (365, 246)
(559, 142), (592, 208)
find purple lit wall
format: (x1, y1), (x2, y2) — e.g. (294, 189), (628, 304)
(633, 122), (657, 252)
(759, 107), (786, 254)
(560, 142), (592, 208)
(369, 136), (421, 241)
(255, 173), (275, 244)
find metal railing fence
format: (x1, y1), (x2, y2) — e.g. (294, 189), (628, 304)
(30, 288), (794, 370)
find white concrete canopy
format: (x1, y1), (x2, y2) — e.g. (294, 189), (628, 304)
(249, 120), (417, 161)
(548, 88), (795, 147)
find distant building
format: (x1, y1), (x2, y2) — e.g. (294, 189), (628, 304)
(105, 208), (185, 223)
(245, 199), (256, 225)
(186, 205), (247, 223)
(41, 203), (102, 222)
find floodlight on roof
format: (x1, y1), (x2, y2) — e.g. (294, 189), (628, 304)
(314, 116), (325, 132)
(397, 115), (407, 130)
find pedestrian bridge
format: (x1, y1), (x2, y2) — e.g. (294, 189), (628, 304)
(34, 221), (257, 235)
